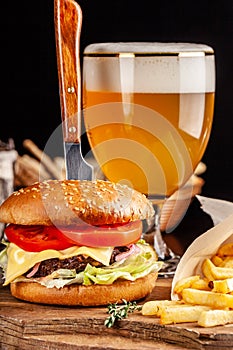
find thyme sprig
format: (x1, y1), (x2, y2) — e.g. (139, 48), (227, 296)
(104, 299), (142, 328)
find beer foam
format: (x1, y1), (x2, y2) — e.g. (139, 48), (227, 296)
(84, 42), (214, 54)
(83, 42), (215, 93)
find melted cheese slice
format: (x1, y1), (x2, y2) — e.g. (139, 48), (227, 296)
(5, 243), (113, 285)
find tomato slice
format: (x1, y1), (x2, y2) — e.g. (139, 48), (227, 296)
(58, 220), (142, 247)
(4, 220), (142, 252)
(5, 224), (75, 252)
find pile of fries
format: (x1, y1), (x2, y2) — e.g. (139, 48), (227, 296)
(142, 242), (233, 327)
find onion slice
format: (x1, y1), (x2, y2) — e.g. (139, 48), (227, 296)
(115, 244), (141, 262)
(26, 262), (41, 278)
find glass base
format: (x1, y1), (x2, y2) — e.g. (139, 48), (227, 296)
(142, 209), (180, 278)
(157, 255), (180, 278)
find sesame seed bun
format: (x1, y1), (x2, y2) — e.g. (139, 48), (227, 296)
(0, 179), (154, 226)
(1, 180), (158, 307)
(10, 272), (158, 306)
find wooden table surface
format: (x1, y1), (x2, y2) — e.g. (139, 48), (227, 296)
(1, 277), (233, 350)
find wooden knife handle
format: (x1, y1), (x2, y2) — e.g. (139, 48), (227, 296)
(54, 0), (82, 143)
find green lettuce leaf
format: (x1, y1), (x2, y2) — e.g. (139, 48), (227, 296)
(82, 252), (163, 285)
(0, 243), (8, 271)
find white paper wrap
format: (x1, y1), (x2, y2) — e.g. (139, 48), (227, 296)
(171, 196), (233, 299)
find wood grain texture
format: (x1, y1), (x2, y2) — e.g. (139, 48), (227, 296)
(54, 0), (82, 143)
(1, 279), (233, 349)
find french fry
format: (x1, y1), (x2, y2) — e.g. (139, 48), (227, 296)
(212, 254), (233, 268)
(141, 300), (184, 316)
(181, 288), (233, 309)
(211, 255), (223, 266)
(217, 243), (233, 257)
(198, 309), (233, 327)
(209, 277), (233, 294)
(173, 275), (200, 295)
(211, 265), (233, 280)
(219, 256), (233, 268)
(191, 278), (210, 291)
(202, 258), (215, 281)
(202, 258), (233, 280)
(160, 305), (211, 325)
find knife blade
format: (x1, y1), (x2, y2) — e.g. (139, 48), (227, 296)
(54, 0), (93, 180)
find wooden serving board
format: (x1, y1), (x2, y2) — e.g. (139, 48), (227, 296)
(1, 279), (233, 350)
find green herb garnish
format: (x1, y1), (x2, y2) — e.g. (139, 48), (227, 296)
(104, 299), (142, 328)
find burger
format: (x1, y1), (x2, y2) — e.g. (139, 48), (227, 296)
(0, 179), (162, 306)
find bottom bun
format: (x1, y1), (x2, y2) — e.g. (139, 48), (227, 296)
(10, 272), (158, 306)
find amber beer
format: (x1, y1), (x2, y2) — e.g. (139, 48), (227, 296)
(83, 43), (215, 197)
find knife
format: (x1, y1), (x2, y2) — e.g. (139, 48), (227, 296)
(54, 0), (93, 180)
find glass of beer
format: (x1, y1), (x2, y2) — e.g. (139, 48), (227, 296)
(82, 42), (215, 275)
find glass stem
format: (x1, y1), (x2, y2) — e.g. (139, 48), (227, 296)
(143, 199), (175, 261)
(153, 202), (176, 260)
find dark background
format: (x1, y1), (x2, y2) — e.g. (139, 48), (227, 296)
(2, 0), (233, 201)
